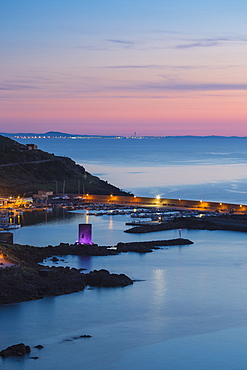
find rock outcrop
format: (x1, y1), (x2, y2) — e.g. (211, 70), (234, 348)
(0, 266), (133, 305)
(85, 269), (133, 287)
(0, 343), (31, 357)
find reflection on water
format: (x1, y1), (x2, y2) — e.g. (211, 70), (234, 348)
(108, 217), (113, 230)
(43, 254), (92, 271)
(20, 207), (74, 227)
(83, 162), (247, 189)
(152, 268), (167, 309)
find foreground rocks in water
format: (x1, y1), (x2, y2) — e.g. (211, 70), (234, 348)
(0, 343), (31, 357)
(0, 265), (87, 304)
(85, 269), (133, 287)
(0, 266), (133, 305)
(34, 345), (44, 349)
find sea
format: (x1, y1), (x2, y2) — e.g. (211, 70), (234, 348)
(2, 136), (247, 369)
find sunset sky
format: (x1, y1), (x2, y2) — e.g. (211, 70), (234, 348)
(1, 0), (247, 136)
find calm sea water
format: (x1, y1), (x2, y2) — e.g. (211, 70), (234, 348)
(2, 137), (247, 369)
(16, 136), (247, 203)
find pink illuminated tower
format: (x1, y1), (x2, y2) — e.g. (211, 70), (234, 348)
(78, 224), (93, 244)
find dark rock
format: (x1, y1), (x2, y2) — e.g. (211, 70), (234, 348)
(0, 343), (31, 357)
(85, 269), (133, 287)
(117, 242), (153, 253)
(51, 256), (59, 262)
(0, 265), (87, 304)
(34, 345), (43, 349)
(80, 335), (92, 338)
(30, 356), (39, 360)
(116, 239), (193, 252)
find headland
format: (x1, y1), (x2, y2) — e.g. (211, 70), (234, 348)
(0, 238), (192, 305)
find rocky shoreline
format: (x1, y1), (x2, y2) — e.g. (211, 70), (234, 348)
(0, 238), (192, 305)
(124, 215), (247, 233)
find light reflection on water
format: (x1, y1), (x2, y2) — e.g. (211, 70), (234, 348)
(83, 162), (247, 189)
(151, 268), (167, 313)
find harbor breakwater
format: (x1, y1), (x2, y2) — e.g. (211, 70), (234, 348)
(125, 215), (247, 233)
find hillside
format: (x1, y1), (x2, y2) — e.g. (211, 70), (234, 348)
(0, 135), (128, 196)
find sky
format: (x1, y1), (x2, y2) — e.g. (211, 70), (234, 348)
(1, 0), (247, 136)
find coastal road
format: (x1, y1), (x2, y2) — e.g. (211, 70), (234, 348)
(0, 159), (56, 167)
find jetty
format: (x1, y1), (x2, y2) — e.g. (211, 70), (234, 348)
(124, 215), (247, 234)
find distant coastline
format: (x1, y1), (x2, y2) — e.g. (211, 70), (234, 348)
(2, 132), (247, 140)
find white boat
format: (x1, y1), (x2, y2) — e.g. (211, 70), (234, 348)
(4, 224), (21, 230)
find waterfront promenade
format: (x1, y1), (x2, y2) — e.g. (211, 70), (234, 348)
(1, 194), (246, 215)
(81, 194), (247, 213)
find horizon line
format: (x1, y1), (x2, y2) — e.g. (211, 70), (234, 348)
(2, 132), (247, 139)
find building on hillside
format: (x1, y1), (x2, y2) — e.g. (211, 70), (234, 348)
(26, 144), (38, 150)
(19, 144), (38, 151)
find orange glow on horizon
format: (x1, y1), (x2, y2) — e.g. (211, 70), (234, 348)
(2, 90), (247, 136)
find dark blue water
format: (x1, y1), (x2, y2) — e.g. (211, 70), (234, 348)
(16, 137), (247, 203)
(2, 137), (247, 369)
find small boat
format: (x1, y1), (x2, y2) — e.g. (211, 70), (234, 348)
(4, 224), (21, 230)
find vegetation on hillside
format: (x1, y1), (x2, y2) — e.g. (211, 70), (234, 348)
(0, 135), (128, 196)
